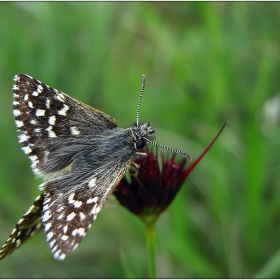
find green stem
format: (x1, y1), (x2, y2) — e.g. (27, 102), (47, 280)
(146, 220), (157, 278)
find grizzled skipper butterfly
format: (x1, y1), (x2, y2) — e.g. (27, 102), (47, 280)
(0, 74), (191, 260)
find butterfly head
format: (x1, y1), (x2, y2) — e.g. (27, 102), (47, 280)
(131, 122), (155, 150)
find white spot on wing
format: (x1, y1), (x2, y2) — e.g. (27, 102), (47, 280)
(52, 245), (58, 253)
(44, 196), (51, 205)
(36, 109), (45, 117)
(37, 84), (43, 93)
(48, 116), (56, 125)
(13, 109), (20, 116)
(42, 210), (51, 222)
(31, 161), (39, 170)
(58, 104), (69, 116)
(88, 177), (97, 188)
(46, 98), (50, 108)
(79, 212), (85, 221)
(68, 193), (75, 204)
(53, 250), (61, 259)
(61, 235), (69, 241)
(24, 204), (35, 215)
(24, 94), (29, 100)
(72, 244), (78, 251)
(45, 223), (52, 231)
(56, 93), (65, 102)
(77, 228), (85, 236)
(68, 193), (82, 208)
(46, 126), (57, 138)
(15, 239), (21, 248)
(32, 91), (39, 96)
(28, 101), (34, 108)
(19, 133), (29, 143)
(63, 225), (68, 234)
(46, 231), (53, 241)
(38, 183), (46, 191)
(13, 75), (20, 82)
(15, 120), (24, 127)
(57, 213), (64, 220)
(35, 194), (43, 201)
(95, 206), (101, 214)
(29, 155), (38, 163)
(66, 212), (76, 221)
(70, 126), (81, 136)
(91, 204), (97, 215)
(74, 201), (82, 208)
(91, 204), (101, 215)
(87, 196), (98, 204)
(56, 205), (64, 213)
(22, 146), (32, 154)
(57, 253), (66, 260)
(43, 203), (49, 212)
(49, 240), (56, 248)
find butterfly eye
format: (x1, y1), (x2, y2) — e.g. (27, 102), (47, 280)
(136, 138), (146, 149)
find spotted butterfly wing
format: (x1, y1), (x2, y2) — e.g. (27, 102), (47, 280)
(0, 194), (44, 259)
(1, 74), (136, 260)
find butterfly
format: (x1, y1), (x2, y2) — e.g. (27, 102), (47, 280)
(0, 74), (191, 260)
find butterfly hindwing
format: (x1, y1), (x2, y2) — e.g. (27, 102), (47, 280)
(41, 161), (131, 260)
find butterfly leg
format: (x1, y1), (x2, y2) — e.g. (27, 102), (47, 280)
(130, 151), (147, 175)
(135, 152), (147, 157)
(129, 162), (140, 176)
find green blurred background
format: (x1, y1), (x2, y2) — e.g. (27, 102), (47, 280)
(1, 2), (280, 278)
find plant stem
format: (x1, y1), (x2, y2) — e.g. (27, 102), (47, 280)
(146, 220), (156, 278)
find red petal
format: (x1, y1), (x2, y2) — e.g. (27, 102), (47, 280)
(181, 122), (228, 181)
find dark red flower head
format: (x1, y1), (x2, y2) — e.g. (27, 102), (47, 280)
(114, 122), (227, 224)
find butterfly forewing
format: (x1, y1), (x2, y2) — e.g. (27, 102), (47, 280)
(13, 74), (117, 176)
(0, 194), (44, 260)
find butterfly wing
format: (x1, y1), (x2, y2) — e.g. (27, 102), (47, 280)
(13, 74), (118, 177)
(0, 194), (44, 260)
(41, 161), (131, 260)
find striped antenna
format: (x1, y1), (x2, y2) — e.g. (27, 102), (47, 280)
(136, 74), (146, 126)
(143, 137), (192, 161)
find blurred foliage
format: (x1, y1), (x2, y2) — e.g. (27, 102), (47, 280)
(0, 2), (280, 278)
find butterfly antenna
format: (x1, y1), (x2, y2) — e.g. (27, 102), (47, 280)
(136, 74), (146, 127)
(143, 137), (192, 161)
